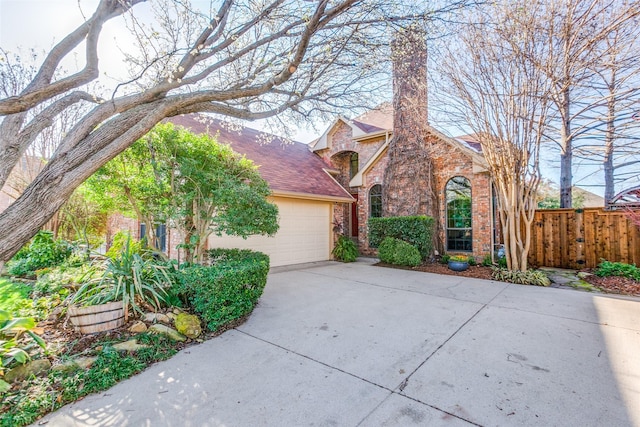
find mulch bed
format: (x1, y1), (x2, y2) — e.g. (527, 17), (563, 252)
(580, 273), (640, 297)
(412, 262), (494, 281)
(378, 261), (640, 297)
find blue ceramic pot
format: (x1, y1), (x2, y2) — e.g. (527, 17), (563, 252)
(448, 260), (469, 272)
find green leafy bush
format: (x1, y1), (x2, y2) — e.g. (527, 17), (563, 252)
(173, 249), (269, 331)
(481, 254), (493, 267)
(332, 236), (358, 262)
(467, 256), (477, 266)
(369, 215), (434, 259)
(491, 268), (551, 286)
(498, 256), (507, 269)
(440, 254), (451, 264)
(595, 260), (640, 281)
(7, 231), (72, 277)
(378, 237), (421, 267)
(73, 238), (172, 318)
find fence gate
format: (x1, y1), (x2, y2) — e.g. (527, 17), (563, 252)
(528, 208), (640, 269)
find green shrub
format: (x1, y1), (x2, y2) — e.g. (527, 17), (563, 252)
(595, 260), (640, 281)
(467, 256), (477, 266)
(369, 215), (434, 259)
(498, 256), (507, 269)
(491, 268), (551, 286)
(7, 231), (72, 277)
(378, 237), (421, 267)
(174, 249), (269, 331)
(332, 236), (358, 262)
(440, 254), (450, 264)
(481, 254), (493, 267)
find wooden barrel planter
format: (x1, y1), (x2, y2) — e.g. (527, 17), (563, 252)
(68, 301), (125, 334)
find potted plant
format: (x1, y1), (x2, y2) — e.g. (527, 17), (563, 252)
(70, 238), (173, 333)
(448, 255), (470, 272)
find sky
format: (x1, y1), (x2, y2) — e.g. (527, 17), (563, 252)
(2, 0), (634, 198)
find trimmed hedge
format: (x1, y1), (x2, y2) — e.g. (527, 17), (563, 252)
(378, 237), (421, 267)
(173, 249), (269, 331)
(369, 215), (434, 259)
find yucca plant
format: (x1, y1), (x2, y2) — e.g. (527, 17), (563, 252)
(73, 238), (173, 320)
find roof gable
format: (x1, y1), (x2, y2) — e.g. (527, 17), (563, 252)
(310, 116), (369, 151)
(167, 114), (353, 202)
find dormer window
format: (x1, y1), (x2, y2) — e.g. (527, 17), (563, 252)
(350, 152), (359, 179)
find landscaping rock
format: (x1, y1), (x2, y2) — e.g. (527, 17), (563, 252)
(148, 324), (187, 342)
(143, 312), (171, 324)
(74, 356), (97, 370)
(5, 359), (51, 383)
(129, 321), (148, 333)
(51, 356), (97, 373)
(113, 339), (149, 352)
(577, 271), (593, 279)
(174, 313), (202, 339)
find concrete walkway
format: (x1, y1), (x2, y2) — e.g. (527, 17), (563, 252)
(38, 259), (640, 426)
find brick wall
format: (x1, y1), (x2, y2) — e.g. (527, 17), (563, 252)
(105, 213), (186, 261)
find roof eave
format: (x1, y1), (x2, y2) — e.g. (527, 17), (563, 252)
(353, 129), (390, 142)
(271, 190), (354, 203)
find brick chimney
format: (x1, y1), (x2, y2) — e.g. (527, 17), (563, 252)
(383, 26), (437, 220)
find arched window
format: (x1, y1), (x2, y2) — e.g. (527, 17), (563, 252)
(446, 176), (472, 252)
(349, 152), (359, 179)
(369, 184), (382, 218)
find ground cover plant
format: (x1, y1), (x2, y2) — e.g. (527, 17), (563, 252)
(594, 260), (640, 281)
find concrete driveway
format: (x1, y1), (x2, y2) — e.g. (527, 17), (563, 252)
(38, 259), (640, 426)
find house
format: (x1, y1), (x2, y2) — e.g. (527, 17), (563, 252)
(109, 105), (498, 264)
(107, 114), (354, 267)
(311, 103), (497, 258)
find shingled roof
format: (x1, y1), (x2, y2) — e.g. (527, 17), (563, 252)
(167, 114), (353, 203)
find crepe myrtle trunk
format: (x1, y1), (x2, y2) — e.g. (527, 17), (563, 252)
(0, 104), (170, 262)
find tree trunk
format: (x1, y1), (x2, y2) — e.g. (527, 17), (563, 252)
(559, 88), (573, 208)
(604, 85), (616, 207)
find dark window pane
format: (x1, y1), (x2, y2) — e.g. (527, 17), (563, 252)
(350, 152), (359, 179)
(446, 177), (472, 252)
(369, 184), (382, 218)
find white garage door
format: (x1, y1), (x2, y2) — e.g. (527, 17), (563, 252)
(207, 196), (332, 267)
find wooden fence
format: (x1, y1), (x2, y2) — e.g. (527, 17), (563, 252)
(528, 208), (640, 269)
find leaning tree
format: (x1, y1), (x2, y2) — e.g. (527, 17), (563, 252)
(0, 0), (472, 264)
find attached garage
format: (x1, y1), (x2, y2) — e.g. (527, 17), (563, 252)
(207, 196), (333, 267)
(169, 115), (354, 267)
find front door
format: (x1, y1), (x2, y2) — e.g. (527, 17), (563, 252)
(350, 192), (359, 238)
